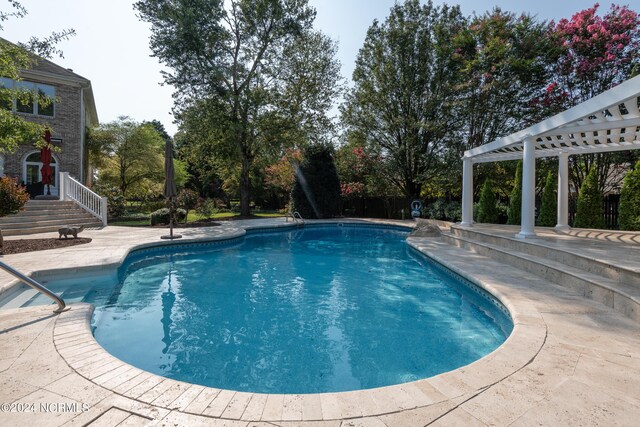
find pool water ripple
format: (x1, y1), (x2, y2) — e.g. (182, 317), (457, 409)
(47, 226), (513, 393)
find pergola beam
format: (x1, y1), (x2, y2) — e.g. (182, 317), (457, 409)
(471, 140), (640, 163)
(460, 74), (640, 238)
(541, 117), (640, 138)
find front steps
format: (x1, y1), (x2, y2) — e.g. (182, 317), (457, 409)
(0, 200), (103, 236)
(438, 224), (640, 322)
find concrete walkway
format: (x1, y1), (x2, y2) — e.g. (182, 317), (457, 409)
(0, 220), (639, 426)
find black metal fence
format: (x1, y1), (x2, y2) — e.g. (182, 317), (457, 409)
(568, 194), (620, 229)
(343, 194), (622, 229)
(341, 197), (408, 219)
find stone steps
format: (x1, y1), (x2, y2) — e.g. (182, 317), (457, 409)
(0, 212), (98, 225)
(449, 225), (639, 286)
(440, 226), (640, 322)
(0, 200), (102, 236)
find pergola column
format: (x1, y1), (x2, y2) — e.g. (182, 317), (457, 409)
(516, 137), (536, 239)
(460, 157), (474, 226)
(555, 152), (570, 230)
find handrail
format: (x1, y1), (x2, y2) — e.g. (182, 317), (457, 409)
(292, 211), (304, 224)
(59, 172), (108, 226)
(0, 261), (68, 313)
(286, 211), (305, 225)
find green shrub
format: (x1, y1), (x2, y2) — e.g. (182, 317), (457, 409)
(139, 196), (164, 213)
(425, 199), (446, 220)
(150, 207), (186, 225)
(177, 189), (199, 222)
(197, 198), (218, 219)
(444, 201), (462, 222)
(507, 161), (523, 225)
(619, 161), (640, 231)
(476, 180), (499, 223)
(574, 167), (604, 229)
(93, 184), (126, 218)
(425, 199), (461, 222)
(0, 176), (29, 216)
(291, 144), (341, 219)
(537, 171), (557, 227)
(496, 202), (509, 224)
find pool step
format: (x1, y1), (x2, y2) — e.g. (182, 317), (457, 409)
(448, 225), (640, 287)
(0, 286), (39, 310)
(440, 229), (640, 322)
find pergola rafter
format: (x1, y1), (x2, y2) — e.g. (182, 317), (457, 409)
(460, 75), (640, 237)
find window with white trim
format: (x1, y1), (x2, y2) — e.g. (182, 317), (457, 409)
(0, 78), (55, 117)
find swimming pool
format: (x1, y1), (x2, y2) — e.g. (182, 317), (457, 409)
(7, 224), (512, 394)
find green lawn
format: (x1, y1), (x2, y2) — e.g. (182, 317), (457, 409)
(110, 211), (284, 227)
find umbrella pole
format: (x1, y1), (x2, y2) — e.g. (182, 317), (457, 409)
(170, 197), (174, 238)
(162, 197), (182, 240)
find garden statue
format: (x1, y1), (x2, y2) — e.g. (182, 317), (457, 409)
(58, 225), (84, 239)
(411, 199), (423, 218)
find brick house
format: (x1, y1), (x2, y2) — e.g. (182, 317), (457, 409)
(0, 51), (98, 197)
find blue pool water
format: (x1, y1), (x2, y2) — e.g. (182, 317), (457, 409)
(15, 225), (512, 393)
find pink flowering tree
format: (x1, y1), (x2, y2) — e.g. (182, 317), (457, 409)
(542, 3), (640, 193)
(335, 144), (390, 200)
(264, 149), (303, 208)
(551, 3), (640, 105)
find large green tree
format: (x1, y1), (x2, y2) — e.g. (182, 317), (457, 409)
(448, 9), (557, 197)
(341, 0), (466, 202)
(0, 0), (74, 154)
(455, 9), (557, 150)
(135, 0), (340, 216)
(90, 117), (167, 198)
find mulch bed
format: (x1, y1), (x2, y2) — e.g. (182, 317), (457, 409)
(0, 238), (92, 255)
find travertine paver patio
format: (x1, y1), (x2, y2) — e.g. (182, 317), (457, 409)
(0, 219), (639, 426)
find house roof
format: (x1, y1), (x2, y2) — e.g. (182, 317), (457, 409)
(0, 37), (99, 127)
(463, 74), (640, 163)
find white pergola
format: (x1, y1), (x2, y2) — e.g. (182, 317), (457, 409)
(461, 74), (640, 238)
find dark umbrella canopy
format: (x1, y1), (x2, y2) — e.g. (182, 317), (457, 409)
(163, 138), (177, 198)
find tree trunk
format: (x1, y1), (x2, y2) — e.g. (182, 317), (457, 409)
(240, 156), (251, 217)
(405, 181), (422, 203)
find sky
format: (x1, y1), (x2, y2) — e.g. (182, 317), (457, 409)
(1, 0), (610, 136)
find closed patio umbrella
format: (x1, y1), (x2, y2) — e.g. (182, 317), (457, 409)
(40, 129), (52, 196)
(161, 138), (181, 239)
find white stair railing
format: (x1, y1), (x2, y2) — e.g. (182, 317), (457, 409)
(58, 172), (108, 226)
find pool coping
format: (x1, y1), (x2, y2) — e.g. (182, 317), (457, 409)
(44, 219), (547, 422)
